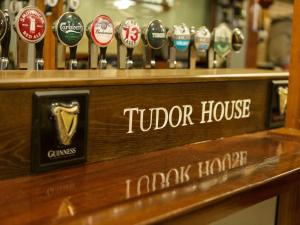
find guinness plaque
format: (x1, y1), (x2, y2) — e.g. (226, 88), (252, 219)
(31, 90), (89, 173)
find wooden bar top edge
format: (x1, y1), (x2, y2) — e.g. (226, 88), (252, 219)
(0, 69), (288, 89)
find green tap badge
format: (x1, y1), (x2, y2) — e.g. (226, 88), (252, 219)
(213, 23), (232, 58)
(54, 12), (84, 47)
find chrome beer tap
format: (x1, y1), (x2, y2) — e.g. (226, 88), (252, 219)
(86, 15), (114, 69)
(232, 28), (245, 52)
(53, 12), (84, 69)
(14, 6), (47, 70)
(210, 23), (232, 68)
(189, 26), (211, 69)
(167, 23), (191, 69)
(142, 19), (167, 69)
(209, 24), (244, 68)
(0, 10), (11, 70)
(66, 0), (80, 12)
(44, 0), (59, 16)
(116, 18), (141, 69)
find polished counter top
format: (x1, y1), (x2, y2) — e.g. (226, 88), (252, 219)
(0, 69), (288, 89)
(0, 129), (300, 225)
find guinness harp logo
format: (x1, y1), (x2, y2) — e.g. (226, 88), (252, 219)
(278, 87), (288, 115)
(51, 101), (80, 146)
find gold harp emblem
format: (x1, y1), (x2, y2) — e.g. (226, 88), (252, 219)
(51, 102), (80, 146)
(278, 87), (288, 115)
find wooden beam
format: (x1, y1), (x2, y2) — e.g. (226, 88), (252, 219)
(285, 1), (300, 128)
(36, 0), (63, 69)
(246, 0), (258, 68)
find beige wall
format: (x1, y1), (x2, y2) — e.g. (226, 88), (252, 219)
(76, 0), (211, 54)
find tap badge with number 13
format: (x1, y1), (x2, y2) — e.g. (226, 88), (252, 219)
(119, 18), (141, 48)
(90, 15), (114, 47)
(15, 6), (47, 43)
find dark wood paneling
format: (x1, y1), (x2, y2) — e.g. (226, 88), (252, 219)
(277, 183), (300, 225)
(88, 80), (269, 162)
(0, 72), (286, 179)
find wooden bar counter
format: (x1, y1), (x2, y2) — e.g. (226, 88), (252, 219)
(0, 69), (297, 225)
(0, 69), (288, 178)
(0, 130), (299, 225)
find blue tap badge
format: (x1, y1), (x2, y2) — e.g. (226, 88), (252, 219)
(194, 26), (211, 52)
(171, 24), (191, 52)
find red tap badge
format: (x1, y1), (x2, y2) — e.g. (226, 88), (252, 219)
(91, 15), (114, 47)
(15, 6), (47, 43)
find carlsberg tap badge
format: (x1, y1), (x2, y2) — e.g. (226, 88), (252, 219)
(56, 12), (84, 47)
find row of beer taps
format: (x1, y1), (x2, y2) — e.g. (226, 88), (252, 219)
(0, 3), (244, 70)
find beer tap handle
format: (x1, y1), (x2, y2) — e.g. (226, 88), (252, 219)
(67, 0), (80, 12)
(126, 48), (134, 69)
(188, 26), (196, 69)
(53, 12), (84, 69)
(44, 0), (59, 16)
(69, 46), (78, 70)
(35, 39), (44, 70)
(117, 18), (141, 69)
(99, 47), (107, 69)
(149, 50), (155, 68)
(168, 23), (190, 69)
(0, 10), (11, 70)
(168, 44), (176, 69)
(117, 38), (127, 69)
(143, 46), (154, 69)
(142, 20), (166, 69)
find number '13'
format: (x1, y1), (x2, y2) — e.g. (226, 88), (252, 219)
(123, 26), (139, 42)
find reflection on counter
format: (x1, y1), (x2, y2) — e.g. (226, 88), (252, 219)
(125, 151), (248, 198)
(0, 131), (294, 225)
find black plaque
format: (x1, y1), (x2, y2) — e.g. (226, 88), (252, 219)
(32, 90), (89, 173)
(268, 80), (288, 128)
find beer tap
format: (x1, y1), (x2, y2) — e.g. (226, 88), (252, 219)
(210, 23), (232, 68)
(189, 26), (211, 69)
(44, 0), (59, 16)
(86, 15), (114, 69)
(231, 28), (244, 52)
(53, 12), (84, 69)
(116, 18), (141, 69)
(14, 6), (47, 70)
(0, 10), (11, 70)
(66, 0), (80, 12)
(167, 23), (191, 69)
(142, 19), (167, 69)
